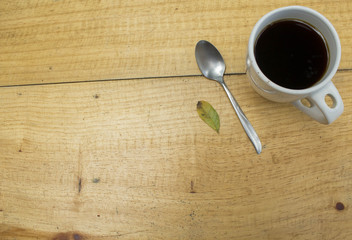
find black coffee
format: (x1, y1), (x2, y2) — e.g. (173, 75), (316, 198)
(254, 19), (329, 89)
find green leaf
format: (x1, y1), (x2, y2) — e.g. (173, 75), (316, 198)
(197, 101), (220, 133)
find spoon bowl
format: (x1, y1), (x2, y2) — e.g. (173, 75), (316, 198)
(195, 40), (262, 154)
(195, 40), (225, 82)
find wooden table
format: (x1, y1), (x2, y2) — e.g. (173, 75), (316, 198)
(1, 1), (351, 239)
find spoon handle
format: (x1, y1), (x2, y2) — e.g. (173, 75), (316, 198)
(220, 82), (262, 154)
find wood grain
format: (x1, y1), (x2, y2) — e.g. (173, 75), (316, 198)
(0, 0), (352, 86)
(1, 0), (352, 239)
(1, 71), (352, 239)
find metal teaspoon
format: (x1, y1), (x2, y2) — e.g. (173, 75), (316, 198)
(195, 40), (262, 154)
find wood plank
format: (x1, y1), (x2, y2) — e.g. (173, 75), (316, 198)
(1, 0), (351, 86)
(1, 71), (351, 239)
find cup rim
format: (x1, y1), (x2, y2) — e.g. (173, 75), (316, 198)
(247, 5), (341, 94)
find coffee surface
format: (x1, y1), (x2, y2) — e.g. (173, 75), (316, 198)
(255, 19), (329, 89)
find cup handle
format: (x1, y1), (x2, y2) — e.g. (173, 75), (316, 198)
(292, 82), (344, 124)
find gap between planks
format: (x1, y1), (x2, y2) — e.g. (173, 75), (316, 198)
(1, 69), (351, 89)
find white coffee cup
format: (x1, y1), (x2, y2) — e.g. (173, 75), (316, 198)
(246, 6), (343, 124)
